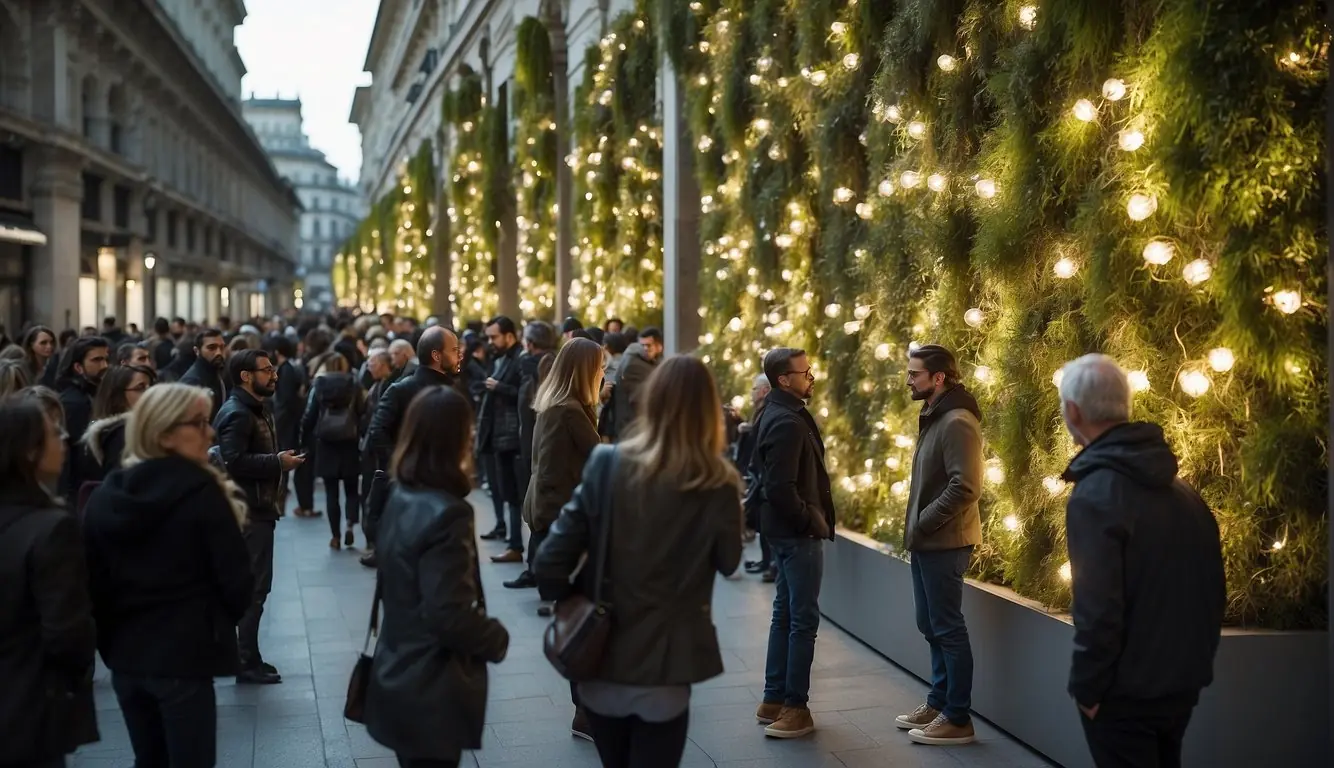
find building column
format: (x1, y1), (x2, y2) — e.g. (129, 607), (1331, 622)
(661, 55), (701, 355)
(30, 146), (83, 329)
(28, 9), (73, 130)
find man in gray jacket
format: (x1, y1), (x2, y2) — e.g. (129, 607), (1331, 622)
(896, 344), (983, 746)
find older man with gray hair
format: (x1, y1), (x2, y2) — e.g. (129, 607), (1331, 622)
(387, 338), (416, 380)
(1057, 354), (1224, 768)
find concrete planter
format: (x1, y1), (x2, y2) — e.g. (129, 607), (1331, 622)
(820, 530), (1330, 767)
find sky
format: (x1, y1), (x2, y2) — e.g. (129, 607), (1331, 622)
(235, 0), (377, 181)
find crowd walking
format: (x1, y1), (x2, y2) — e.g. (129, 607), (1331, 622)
(0, 308), (1225, 768)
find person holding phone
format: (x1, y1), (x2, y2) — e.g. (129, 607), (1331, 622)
(214, 348), (304, 686)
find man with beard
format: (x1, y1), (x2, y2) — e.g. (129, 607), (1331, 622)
(56, 337), (111, 497)
(752, 347), (834, 739)
(179, 328), (228, 422)
(214, 349), (305, 685)
(896, 344), (983, 746)
(477, 316), (524, 561)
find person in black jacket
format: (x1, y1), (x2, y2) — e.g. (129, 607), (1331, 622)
(0, 397), (99, 765)
(360, 349), (394, 520)
(266, 335), (311, 516)
(73, 364), (155, 500)
(737, 373), (774, 580)
(83, 383), (253, 768)
(147, 317), (176, 371)
(363, 327), (463, 550)
(1057, 354), (1225, 767)
(56, 336), (110, 447)
(365, 386), (509, 767)
(178, 328), (228, 422)
(301, 354), (365, 550)
(214, 349), (304, 685)
(477, 316), (524, 557)
(750, 347), (834, 739)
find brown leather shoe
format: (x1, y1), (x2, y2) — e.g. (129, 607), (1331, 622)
(755, 701), (783, 724)
(490, 548), (523, 564)
(764, 706), (815, 739)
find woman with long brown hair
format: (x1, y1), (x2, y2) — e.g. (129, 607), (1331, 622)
(20, 325), (56, 385)
(78, 364), (156, 488)
(534, 355), (743, 767)
(364, 387), (509, 768)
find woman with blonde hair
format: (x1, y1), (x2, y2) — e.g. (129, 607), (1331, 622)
(300, 351), (365, 549)
(535, 355), (743, 767)
(0, 357), (30, 398)
(81, 384), (254, 768)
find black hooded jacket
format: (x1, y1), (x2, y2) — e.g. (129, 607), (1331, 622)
(179, 356), (228, 423)
(1062, 422), (1225, 711)
(82, 455), (253, 678)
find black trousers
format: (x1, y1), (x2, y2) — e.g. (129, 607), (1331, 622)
(237, 519), (276, 669)
(324, 475), (360, 538)
(527, 525), (549, 570)
(584, 708), (690, 768)
(1081, 707), (1193, 768)
(483, 451), (522, 551)
(288, 457), (315, 511)
(112, 674), (216, 768)
(394, 757), (457, 768)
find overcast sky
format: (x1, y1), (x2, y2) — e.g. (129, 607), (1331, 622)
(235, 0), (376, 181)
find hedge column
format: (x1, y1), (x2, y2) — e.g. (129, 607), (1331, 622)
(661, 53), (699, 355)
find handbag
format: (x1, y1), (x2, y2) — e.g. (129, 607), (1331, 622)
(543, 448), (618, 681)
(343, 577), (382, 724)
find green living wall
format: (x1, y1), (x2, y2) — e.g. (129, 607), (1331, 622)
(671, 0), (1328, 629)
(515, 17), (560, 321)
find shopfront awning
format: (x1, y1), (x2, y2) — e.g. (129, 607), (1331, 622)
(0, 212), (46, 246)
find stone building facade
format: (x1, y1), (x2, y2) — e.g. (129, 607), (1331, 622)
(244, 97), (366, 311)
(0, 0), (299, 334)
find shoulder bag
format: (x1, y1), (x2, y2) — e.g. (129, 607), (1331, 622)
(343, 577), (381, 724)
(543, 448), (618, 681)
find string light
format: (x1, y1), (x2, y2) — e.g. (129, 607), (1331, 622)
(856, 203), (874, 219)
(1052, 369), (1065, 388)
(927, 173), (949, 192)
(1118, 129), (1146, 152)
(809, 70), (829, 86)
(824, 303), (843, 318)
(1003, 515), (1021, 531)
(1102, 78), (1127, 101)
(900, 171), (922, 188)
(1043, 476), (1065, 495)
(974, 365), (995, 383)
(843, 53), (861, 70)
(985, 459), (1005, 484)
(1182, 259), (1213, 285)
(830, 21), (847, 34)
(964, 308), (985, 328)
(878, 179), (895, 196)
(1128, 370), (1151, 393)
(974, 179), (997, 199)
(1208, 348), (1235, 373)
(1018, 5), (1038, 29)
(1072, 99), (1098, 122)
(1179, 370), (1212, 397)
(1059, 562), (1072, 581)
(937, 55), (958, 73)
(1126, 193), (1158, 221)
(844, 321), (863, 334)
(1142, 239), (1174, 265)
(1271, 289), (1303, 314)
(875, 343), (892, 360)
(1054, 257), (1078, 279)
(885, 105), (903, 123)
(894, 434), (914, 449)
(907, 121), (927, 139)
(833, 187), (855, 204)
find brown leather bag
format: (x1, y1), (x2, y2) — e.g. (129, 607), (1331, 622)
(343, 578), (381, 723)
(543, 449), (617, 681)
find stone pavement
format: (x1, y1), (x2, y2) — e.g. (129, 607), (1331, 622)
(76, 489), (1053, 768)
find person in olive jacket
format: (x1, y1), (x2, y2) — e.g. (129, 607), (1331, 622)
(515, 321), (558, 515)
(83, 383), (254, 768)
(535, 356), (742, 768)
(1057, 354), (1225, 767)
(366, 386), (509, 768)
(0, 398), (99, 766)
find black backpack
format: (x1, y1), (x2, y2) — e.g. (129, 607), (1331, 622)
(315, 383), (358, 442)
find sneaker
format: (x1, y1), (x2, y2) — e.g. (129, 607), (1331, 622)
(763, 706), (815, 739)
(895, 703), (940, 730)
(570, 708), (594, 742)
(755, 701), (783, 724)
(908, 713), (975, 746)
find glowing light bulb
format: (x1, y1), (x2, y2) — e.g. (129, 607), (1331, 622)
(830, 21), (847, 34)
(891, 481), (907, 497)
(809, 70), (828, 86)
(1272, 289), (1302, 314)
(854, 305), (872, 320)
(752, 118), (771, 133)
(1003, 515), (1021, 531)
(833, 187), (855, 204)
(728, 316), (743, 332)
(900, 171), (922, 188)
(885, 457), (901, 470)
(1018, 5), (1038, 29)
(1102, 78), (1127, 101)
(757, 56), (773, 72)
(1128, 370), (1150, 393)
(1178, 370), (1211, 397)
(1118, 129), (1145, 152)
(875, 343), (892, 360)
(1052, 369), (1065, 388)
(843, 53), (860, 70)
(937, 55), (958, 73)
(1126, 193), (1158, 221)
(1142, 239), (1174, 265)
(878, 179), (895, 197)
(1059, 561), (1072, 581)
(985, 461), (1005, 484)
(894, 435), (914, 449)
(824, 303), (842, 318)
(1272, 538), (1287, 551)
(1072, 99), (1097, 122)
(1181, 259), (1212, 286)
(775, 234), (795, 249)
(927, 173), (948, 192)
(1053, 257), (1078, 279)
(856, 203), (874, 219)
(697, 136), (713, 152)
(1288, 52), (1302, 64)
(885, 105), (903, 123)
(1192, 350), (1233, 380)
(730, 395), (745, 410)
(843, 321), (863, 334)
(974, 179), (997, 199)
(974, 365), (994, 383)
(964, 308), (985, 328)
(907, 121), (926, 139)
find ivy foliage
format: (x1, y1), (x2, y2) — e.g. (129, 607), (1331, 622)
(514, 16), (560, 320)
(442, 66), (499, 321)
(569, 2), (665, 327)
(673, 0), (1328, 628)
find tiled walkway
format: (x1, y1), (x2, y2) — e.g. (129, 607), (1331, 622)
(76, 490), (1053, 768)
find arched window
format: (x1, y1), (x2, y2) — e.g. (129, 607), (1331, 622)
(107, 83), (126, 154)
(81, 75), (99, 138)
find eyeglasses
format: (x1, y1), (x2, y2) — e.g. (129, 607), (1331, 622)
(783, 367), (815, 381)
(170, 416), (211, 433)
(250, 366), (277, 376)
(907, 369), (930, 379)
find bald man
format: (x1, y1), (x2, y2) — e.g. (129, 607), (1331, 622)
(388, 338), (416, 381)
(366, 327), (462, 470)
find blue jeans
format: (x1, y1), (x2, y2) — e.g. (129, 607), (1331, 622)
(763, 537), (824, 707)
(911, 546), (974, 725)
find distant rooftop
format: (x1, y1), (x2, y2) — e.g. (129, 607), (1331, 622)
(244, 94), (302, 109)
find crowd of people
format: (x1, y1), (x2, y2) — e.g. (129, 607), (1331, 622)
(0, 309), (1226, 768)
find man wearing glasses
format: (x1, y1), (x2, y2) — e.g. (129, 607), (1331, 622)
(751, 347), (835, 739)
(214, 349), (305, 685)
